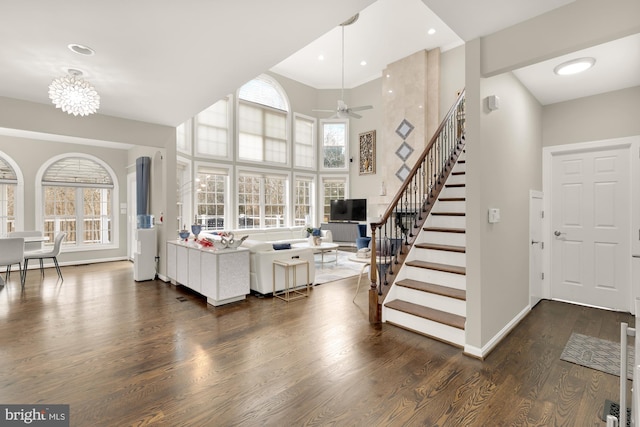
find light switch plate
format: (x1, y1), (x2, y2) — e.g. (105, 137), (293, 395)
(488, 208), (500, 223)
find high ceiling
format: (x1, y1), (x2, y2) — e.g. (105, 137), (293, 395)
(0, 0), (636, 129)
(0, 0), (374, 127)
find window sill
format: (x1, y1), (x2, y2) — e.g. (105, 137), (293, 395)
(56, 244), (118, 253)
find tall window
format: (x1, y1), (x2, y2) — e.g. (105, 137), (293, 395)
(237, 171), (287, 229)
(238, 75), (289, 165)
(195, 98), (230, 158)
(294, 176), (314, 226)
(41, 156), (115, 248)
(176, 121), (191, 155)
(320, 120), (348, 170)
(322, 177), (347, 222)
(195, 166), (228, 231)
(0, 156), (17, 236)
(294, 114), (316, 169)
(176, 159), (191, 231)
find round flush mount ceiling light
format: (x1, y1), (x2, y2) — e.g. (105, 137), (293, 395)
(68, 43), (95, 56)
(553, 57), (596, 75)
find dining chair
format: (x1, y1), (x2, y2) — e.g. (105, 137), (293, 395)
(8, 230), (44, 253)
(24, 232), (66, 281)
(0, 237), (25, 286)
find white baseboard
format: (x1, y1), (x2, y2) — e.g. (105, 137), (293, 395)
(24, 256), (129, 270)
(464, 304), (531, 359)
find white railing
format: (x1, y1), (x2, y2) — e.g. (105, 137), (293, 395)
(611, 298), (640, 427)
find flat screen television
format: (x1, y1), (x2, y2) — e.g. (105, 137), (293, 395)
(330, 199), (367, 222)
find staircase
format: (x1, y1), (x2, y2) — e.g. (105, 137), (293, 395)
(382, 152), (466, 347)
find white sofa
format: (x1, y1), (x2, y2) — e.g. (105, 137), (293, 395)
(202, 227), (333, 295)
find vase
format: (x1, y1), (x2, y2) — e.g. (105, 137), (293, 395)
(313, 236), (321, 246)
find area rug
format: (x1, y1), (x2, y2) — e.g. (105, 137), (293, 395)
(313, 250), (366, 285)
(560, 332), (634, 379)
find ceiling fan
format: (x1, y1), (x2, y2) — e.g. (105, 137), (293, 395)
(313, 14), (373, 119)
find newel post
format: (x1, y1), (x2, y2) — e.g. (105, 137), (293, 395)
(369, 225), (381, 323)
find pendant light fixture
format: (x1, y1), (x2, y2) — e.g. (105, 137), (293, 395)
(48, 69), (100, 116)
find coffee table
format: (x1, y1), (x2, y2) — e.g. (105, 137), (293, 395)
(292, 242), (340, 265)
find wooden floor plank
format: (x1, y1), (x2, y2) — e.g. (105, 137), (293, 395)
(0, 261), (633, 426)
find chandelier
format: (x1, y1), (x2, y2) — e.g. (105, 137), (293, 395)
(48, 70), (100, 116)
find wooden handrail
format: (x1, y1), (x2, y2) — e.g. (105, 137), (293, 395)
(368, 90), (466, 323)
(371, 89), (465, 230)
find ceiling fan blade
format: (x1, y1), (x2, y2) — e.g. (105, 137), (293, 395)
(346, 111), (362, 119)
(349, 105), (373, 112)
(312, 108), (335, 112)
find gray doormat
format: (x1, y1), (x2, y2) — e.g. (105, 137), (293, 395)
(560, 332), (634, 380)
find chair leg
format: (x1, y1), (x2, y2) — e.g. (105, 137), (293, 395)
(19, 262), (24, 287)
(23, 259), (29, 283)
(53, 257), (63, 281)
(5, 265), (9, 281)
(39, 258), (44, 277)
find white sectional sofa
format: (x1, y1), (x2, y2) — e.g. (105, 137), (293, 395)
(202, 227), (333, 295)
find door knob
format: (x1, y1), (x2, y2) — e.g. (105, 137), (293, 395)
(531, 240), (540, 245)
(554, 230), (563, 237)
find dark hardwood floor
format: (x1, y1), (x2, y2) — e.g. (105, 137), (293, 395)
(0, 261), (633, 426)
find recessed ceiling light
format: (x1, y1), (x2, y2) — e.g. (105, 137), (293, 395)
(318, 54), (324, 61)
(66, 68), (84, 77)
(360, 60), (367, 66)
(553, 57), (596, 75)
(68, 43), (95, 56)
(427, 28), (436, 35)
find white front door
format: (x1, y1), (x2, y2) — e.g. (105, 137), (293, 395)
(550, 146), (631, 310)
(529, 191), (544, 308)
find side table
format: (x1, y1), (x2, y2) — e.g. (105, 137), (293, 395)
(272, 258), (310, 302)
(348, 255), (372, 302)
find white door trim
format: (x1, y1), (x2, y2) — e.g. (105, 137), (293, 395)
(529, 190), (545, 306)
(543, 136), (640, 312)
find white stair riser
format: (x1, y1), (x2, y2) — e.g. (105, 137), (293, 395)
(447, 174), (466, 185)
(383, 308), (465, 347)
(440, 186), (466, 199)
(394, 286), (466, 316)
(453, 162), (465, 172)
(426, 215), (466, 229)
(421, 231), (466, 246)
(403, 267), (466, 290)
(408, 248), (466, 267)
(432, 201), (466, 213)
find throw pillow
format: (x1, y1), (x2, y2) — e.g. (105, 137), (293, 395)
(272, 243), (291, 251)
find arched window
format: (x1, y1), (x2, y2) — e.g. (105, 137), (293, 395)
(237, 75), (290, 165)
(39, 155), (117, 249)
(0, 153), (22, 236)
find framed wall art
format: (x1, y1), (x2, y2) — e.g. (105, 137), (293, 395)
(359, 130), (376, 175)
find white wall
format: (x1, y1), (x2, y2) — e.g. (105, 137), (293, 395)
(465, 45), (543, 352)
(440, 45), (465, 119)
(543, 86), (640, 147)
